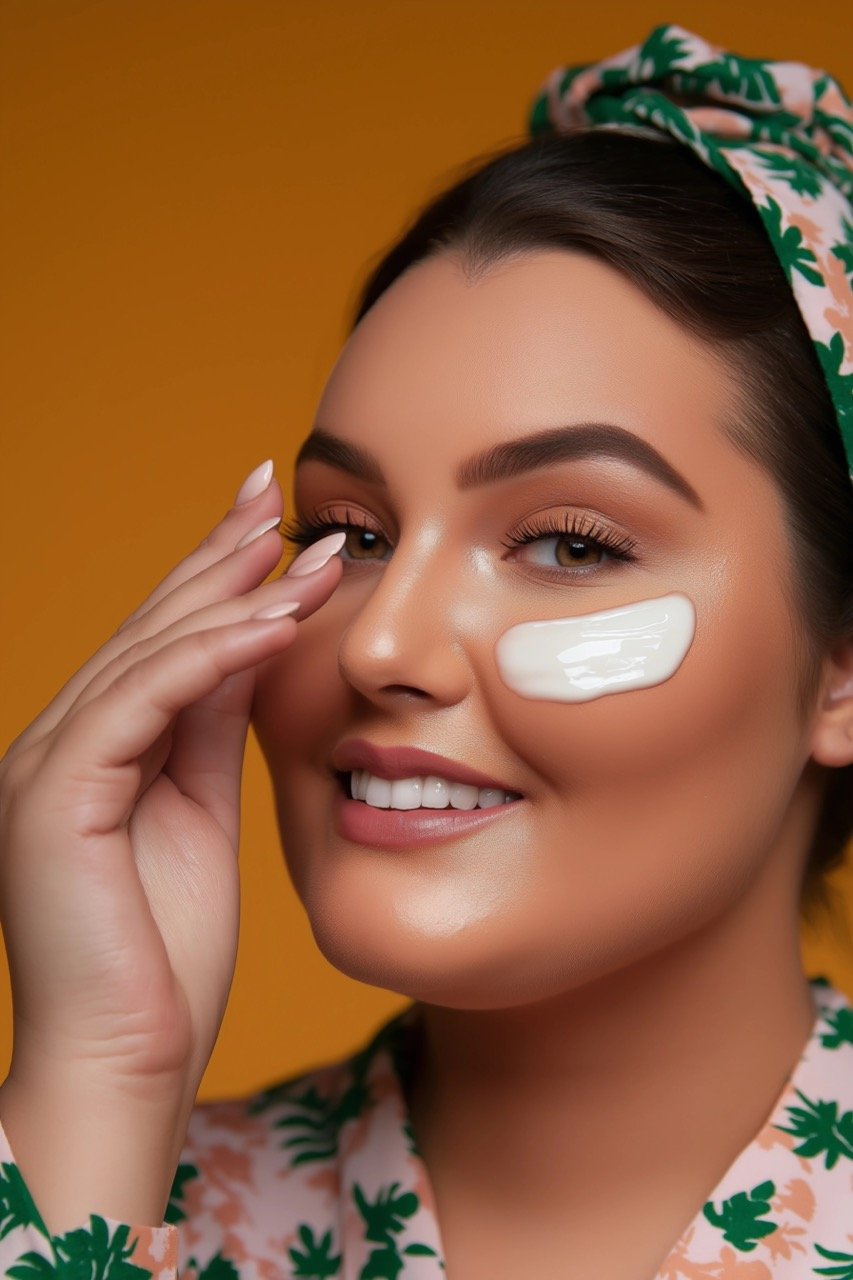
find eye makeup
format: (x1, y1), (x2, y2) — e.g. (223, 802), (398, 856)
(281, 506), (392, 563)
(282, 506), (640, 572)
(494, 593), (696, 703)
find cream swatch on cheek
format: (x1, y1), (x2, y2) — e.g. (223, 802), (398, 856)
(495, 593), (696, 702)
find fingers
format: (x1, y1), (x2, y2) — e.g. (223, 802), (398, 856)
(114, 516), (291, 652)
(152, 553), (344, 850)
(7, 462), (290, 756)
(49, 541), (344, 736)
(39, 611), (305, 839)
(116, 461), (285, 634)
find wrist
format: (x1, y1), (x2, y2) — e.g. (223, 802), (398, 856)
(0, 1067), (194, 1235)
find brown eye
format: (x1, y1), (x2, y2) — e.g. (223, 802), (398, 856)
(344, 527), (391, 560)
(504, 512), (638, 571)
(554, 537), (605, 568)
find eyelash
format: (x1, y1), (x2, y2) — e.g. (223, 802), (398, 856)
(280, 508), (638, 567)
(500, 512), (638, 562)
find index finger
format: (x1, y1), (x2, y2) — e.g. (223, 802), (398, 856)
(116, 462), (285, 634)
(5, 464), (287, 759)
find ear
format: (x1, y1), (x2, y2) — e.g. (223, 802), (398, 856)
(810, 635), (853, 768)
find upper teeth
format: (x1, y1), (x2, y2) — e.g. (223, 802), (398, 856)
(349, 771), (521, 811)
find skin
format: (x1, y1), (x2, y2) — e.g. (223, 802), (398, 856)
(251, 250), (853, 1278)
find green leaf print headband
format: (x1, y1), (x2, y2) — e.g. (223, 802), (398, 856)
(528, 23), (853, 482)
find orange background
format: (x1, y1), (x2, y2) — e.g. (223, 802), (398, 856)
(1, 0), (851, 1102)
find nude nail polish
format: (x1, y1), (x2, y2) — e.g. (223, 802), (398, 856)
(235, 459), (274, 505)
(235, 516), (282, 549)
(286, 531), (347, 576)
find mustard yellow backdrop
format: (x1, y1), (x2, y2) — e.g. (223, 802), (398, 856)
(1, 0), (851, 1102)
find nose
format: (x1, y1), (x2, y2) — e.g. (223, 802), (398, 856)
(336, 537), (475, 710)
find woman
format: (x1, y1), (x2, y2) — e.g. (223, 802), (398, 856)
(0, 24), (850, 1280)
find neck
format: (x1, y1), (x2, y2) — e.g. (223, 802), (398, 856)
(405, 852), (817, 1221)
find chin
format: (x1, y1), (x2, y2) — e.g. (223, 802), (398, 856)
(278, 805), (747, 1012)
(297, 881), (616, 1011)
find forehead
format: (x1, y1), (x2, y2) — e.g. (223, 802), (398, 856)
(313, 249), (739, 480)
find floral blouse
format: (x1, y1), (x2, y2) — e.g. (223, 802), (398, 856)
(0, 975), (850, 1279)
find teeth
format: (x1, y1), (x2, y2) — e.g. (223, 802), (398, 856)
(448, 783), (478, 810)
(478, 788), (505, 809)
(390, 778), (422, 810)
(348, 771), (520, 812)
(364, 776), (392, 809)
(355, 769), (369, 801)
(422, 775), (451, 808)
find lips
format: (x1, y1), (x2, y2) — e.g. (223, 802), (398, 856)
(330, 738), (518, 793)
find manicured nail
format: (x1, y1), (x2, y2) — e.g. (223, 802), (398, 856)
(235, 459), (274, 506)
(251, 600), (300, 620)
(235, 516), (282, 550)
(286, 530), (347, 576)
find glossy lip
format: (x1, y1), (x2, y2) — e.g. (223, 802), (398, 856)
(333, 790), (522, 850)
(330, 738), (520, 792)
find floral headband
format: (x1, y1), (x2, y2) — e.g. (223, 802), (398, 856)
(527, 24), (853, 482)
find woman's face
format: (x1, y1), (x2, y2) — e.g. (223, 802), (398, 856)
(252, 249), (816, 1009)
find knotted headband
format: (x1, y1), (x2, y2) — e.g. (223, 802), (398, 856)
(528, 24), (853, 482)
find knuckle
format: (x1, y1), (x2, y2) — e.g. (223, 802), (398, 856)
(109, 652), (153, 697)
(117, 634), (149, 665)
(112, 611), (155, 644)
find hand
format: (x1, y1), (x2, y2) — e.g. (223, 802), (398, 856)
(0, 463), (342, 1109)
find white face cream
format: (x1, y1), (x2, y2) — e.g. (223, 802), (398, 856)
(495, 593), (695, 703)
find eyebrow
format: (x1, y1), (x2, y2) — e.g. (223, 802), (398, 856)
(296, 422), (704, 511)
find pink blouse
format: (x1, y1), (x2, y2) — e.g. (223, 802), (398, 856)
(0, 975), (850, 1279)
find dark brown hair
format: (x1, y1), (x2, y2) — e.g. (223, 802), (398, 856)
(348, 128), (853, 926)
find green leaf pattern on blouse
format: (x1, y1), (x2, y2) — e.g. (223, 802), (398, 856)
(288, 1225), (341, 1278)
(774, 1090), (853, 1169)
(702, 1180), (780, 1251)
(0, 977), (850, 1277)
(813, 1242), (853, 1279)
(0, 1163), (48, 1244)
(7, 1216), (149, 1280)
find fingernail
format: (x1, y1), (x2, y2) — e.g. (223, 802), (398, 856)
(286, 530), (347, 576)
(251, 600), (300, 620)
(235, 516), (282, 550)
(235, 459), (274, 506)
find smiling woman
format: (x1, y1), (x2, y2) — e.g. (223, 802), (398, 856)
(250, 106), (851, 1273)
(0, 22), (852, 1280)
(305, 125), (853, 921)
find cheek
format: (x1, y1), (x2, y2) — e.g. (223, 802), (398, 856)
(494, 593), (696, 702)
(463, 583), (805, 985)
(484, 579), (804, 848)
(246, 566), (807, 1006)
